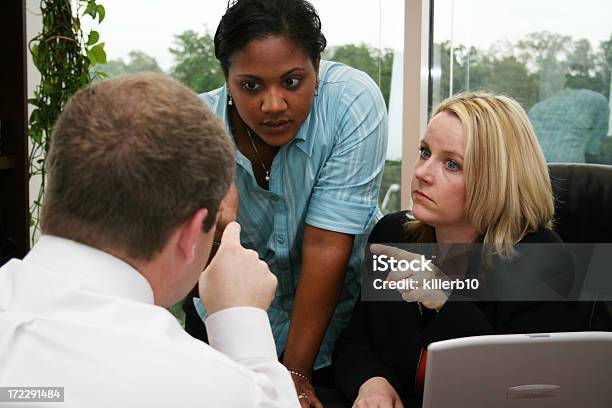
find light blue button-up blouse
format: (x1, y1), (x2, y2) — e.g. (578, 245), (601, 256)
(195, 60), (388, 368)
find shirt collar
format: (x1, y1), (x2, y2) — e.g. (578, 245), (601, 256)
(292, 109), (315, 158)
(218, 85), (231, 134)
(24, 235), (154, 304)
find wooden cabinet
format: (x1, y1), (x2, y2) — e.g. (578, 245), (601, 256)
(0, 0), (30, 264)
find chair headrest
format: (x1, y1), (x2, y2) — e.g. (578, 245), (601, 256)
(549, 163), (612, 243)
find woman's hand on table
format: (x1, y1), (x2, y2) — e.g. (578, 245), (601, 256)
(354, 377), (404, 408)
(289, 372), (323, 408)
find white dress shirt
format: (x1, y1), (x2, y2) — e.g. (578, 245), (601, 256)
(0, 236), (299, 407)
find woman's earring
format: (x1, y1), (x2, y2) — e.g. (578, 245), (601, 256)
(228, 94), (234, 106)
(314, 80), (320, 97)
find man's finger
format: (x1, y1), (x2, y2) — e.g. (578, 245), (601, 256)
(220, 221), (241, 245)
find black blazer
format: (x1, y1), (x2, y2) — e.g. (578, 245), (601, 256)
(333, 211), (582, 404)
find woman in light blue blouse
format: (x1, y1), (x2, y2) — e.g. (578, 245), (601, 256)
(183, 0), (387, 405)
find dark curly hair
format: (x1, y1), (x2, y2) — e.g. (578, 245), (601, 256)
(214, 0), (327, 74)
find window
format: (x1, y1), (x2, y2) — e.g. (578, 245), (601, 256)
(431, 0), (612, 165)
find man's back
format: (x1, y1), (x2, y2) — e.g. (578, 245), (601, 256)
(528, 89), (609, 163)
(0, 236), (296, 407)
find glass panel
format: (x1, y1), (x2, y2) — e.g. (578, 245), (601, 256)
(315, 0), (405, 214)
(432, 0), (612, 165)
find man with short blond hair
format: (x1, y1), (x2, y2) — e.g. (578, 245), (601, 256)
(0, 73), (299, 407)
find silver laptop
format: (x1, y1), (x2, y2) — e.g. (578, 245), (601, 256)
(423, 331), (612, 408)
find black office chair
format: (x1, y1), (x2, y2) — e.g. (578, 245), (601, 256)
(549, 163), (612, 330)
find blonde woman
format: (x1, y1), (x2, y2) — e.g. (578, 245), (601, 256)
(333, 92), (581, 408)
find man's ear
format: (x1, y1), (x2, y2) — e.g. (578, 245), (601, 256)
(178, 208), (209, 264)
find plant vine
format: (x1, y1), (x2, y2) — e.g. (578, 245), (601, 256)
(28, 0), (107, 244)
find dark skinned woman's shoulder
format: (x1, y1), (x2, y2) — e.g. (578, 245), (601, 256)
(368, 211), (412, 244)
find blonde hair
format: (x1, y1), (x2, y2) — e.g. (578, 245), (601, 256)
(406, 91), (554, 257)
(42, 73), (235, 261)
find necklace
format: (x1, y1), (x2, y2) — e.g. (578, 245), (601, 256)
(245, 127), (270, 182)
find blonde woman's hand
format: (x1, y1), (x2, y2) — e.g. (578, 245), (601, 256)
(370, 244), (449, 311)
(353, 377), (404, 408)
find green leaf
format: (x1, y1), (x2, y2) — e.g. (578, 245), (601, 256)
(86, 49), (96, 66)
(29, 108), (39, 123)
(80, 70), (90, 86)
(42, 82), (55, 94)
(97, 5), (106, 23)
(95, 70), (109, 79)
(89, 43), (107, 65)
(85, 1), (97, 19)
(73, 17), (81, 32)
(30, 44), (42, 70)
(87, 31), (99, 46)
(30, 127), (43, 145)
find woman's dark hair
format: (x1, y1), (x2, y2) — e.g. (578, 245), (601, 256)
(214, 0), (327, 73)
